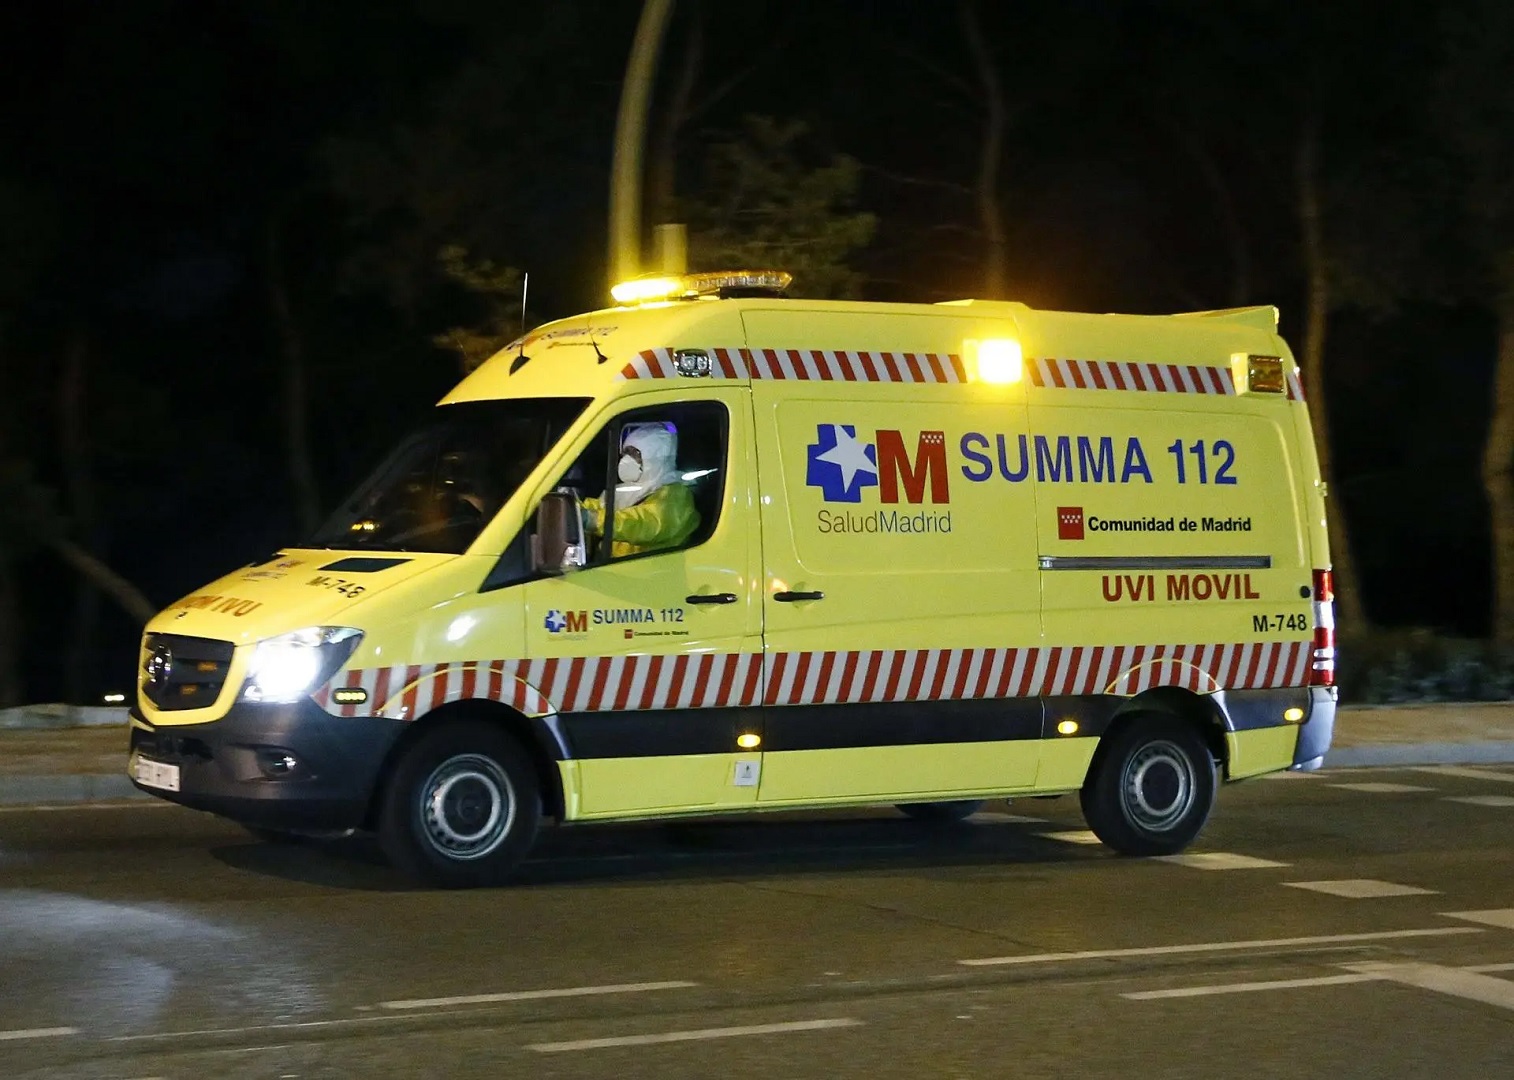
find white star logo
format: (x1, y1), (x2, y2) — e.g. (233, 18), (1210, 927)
(816, 426), (878, 493)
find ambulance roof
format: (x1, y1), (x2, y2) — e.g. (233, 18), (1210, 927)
(440, 292), (1285, 405)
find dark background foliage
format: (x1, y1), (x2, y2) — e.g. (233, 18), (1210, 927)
(0, 0), (1502, 704)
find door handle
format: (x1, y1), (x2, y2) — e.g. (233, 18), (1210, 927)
(773, 590), (825, 602)
(686, 592), (738, 605)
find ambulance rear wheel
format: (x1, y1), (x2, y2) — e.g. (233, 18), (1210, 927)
(896, 800), (984, 823)
(1080, 717), (1215, 856)
(378, 721), (541, 888)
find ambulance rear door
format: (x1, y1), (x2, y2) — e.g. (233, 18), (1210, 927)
(1023, 313), (1316, 762)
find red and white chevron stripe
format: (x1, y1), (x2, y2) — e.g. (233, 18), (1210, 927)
(314, 653), (765, 719)
(314, 661), (558, 721)
(743, 348), (967, 382)
(617, 348), (968, 383)
(315, 642), (1309, 719)
(618, 347), (1305, 401)
(761, 642), (1307, 705)
(1032, 357), (1306, 401)
(1032, 358), (1236, 395)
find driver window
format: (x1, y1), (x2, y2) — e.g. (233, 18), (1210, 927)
(555, 400), (727, 564)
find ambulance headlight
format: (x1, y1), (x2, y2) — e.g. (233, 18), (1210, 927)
(242, 627), (364, 704)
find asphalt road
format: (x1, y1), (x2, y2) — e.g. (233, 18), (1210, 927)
(3, 764), (1513, 1079)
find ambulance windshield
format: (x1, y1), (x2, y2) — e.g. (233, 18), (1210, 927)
(308, 397), (590, 554)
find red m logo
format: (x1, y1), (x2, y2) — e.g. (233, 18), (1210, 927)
(876, 430), (949, 504)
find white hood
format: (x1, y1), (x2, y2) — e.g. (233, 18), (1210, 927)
(611, 421), (680, 507)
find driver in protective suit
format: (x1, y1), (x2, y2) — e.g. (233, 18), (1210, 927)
(583, 422), (701, 558)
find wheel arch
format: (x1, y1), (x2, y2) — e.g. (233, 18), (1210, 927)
(1088, 687), (1229, 787)
(363, 699), (566, 829)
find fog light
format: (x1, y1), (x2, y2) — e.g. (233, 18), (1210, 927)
(256, 749), (302, 778)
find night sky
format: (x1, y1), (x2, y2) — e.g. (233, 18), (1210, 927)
(0, 0), (1501, 703)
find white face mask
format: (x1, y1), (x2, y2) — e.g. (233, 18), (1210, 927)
(617, 453), (642, 484)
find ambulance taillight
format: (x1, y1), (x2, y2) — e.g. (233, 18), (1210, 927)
(1310, 569), (1336, 687)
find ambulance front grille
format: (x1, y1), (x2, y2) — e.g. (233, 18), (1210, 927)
(141, 633), (235, 712)
(130, 725), (213, 763)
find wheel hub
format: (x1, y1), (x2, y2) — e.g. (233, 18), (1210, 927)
(420, 754), (516, 861)
(1121, 740), (1195, 832)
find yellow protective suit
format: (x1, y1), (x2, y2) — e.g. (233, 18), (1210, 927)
(584, 482), (701, 558)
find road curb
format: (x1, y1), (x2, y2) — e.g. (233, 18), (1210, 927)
(0, 774), (146, 806)
(1324, 742), (1514, 768)
(0, 705), (129, 730)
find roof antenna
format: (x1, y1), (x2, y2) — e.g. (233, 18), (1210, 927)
(584, 307), (609, 365)
(509, 272), (531, 373)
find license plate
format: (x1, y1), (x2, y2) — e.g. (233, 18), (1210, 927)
(132, 755), (181, 792)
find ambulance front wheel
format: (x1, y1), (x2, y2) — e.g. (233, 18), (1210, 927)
(1080, 717), (1216, 856)
(378, 721), (541, 888)
(896, 800), (984, 823)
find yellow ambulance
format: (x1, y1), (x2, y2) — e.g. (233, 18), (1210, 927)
(130, 270), (1336, 886)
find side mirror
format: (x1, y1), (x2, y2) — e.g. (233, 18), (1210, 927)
(533, 490), (587, 573)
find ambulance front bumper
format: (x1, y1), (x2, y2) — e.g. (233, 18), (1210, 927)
(1291, 686), (1337, 771)
(128, 702), (407, 831)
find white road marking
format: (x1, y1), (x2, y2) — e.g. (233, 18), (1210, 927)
(1040, 830), (1103, 845)
(1258, 771), (1323, 780)
(528, 1018), (863, 1053)
(1342, 961), (1514, 1011)
(958, 927), (1481, 967)
(1442, 909), (1514, 931)
(1444, 795), (1514, 807)
(970, 811), (1049, 824)
(1124, 960), (1514, 1001)
(379, 980), (697, 1011)
(1285, 879), (1437, 898)
(1156, 852), (1290, 870)
(0, 1026), (79, 1041)
(1410, 766), (1514, 784)
(1123, 973), (1379, 999)
(1327, 782), (1433, 794)
(109, 1014), (462, 1043)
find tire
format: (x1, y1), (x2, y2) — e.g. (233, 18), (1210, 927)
(1080, 716), (1216, 856)
(896, 800), (985, 823)
(378, 721), (541, 887)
